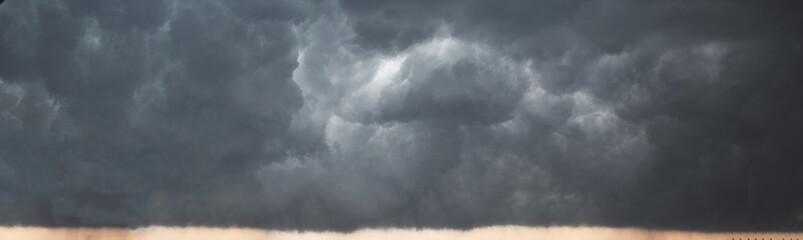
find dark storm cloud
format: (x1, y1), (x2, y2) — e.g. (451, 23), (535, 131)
(0, 0), (307, 227)
(336, 0), (803, 231)
(1, 0), (802, 232)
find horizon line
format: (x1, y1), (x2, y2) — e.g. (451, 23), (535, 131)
(2, 225), (803, 240)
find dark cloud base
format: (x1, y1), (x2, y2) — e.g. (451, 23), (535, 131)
(1, 0), (802, 232)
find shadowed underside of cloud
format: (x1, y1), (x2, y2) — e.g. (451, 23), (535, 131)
(1, 0), (802, 232)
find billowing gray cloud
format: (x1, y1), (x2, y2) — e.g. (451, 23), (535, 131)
(0, 0), (306, 227)
(1, 0), (802, 232)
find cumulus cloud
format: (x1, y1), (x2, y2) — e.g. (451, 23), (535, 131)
(1, 0), (802, 232)
(0, 0), (305, 227)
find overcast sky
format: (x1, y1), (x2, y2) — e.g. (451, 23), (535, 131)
(1, 0), (802, 232)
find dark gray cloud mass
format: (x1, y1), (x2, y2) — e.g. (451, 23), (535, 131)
(0, 0), (802, 231)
